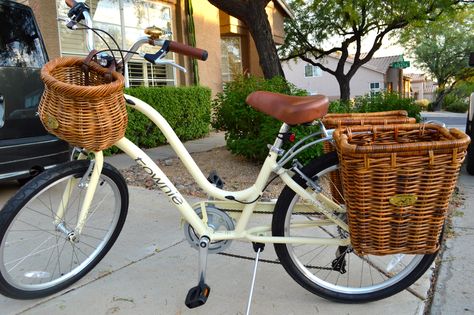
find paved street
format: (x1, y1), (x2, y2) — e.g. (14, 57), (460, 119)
(421, 111), (467, 130)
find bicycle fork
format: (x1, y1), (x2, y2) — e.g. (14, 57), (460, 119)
(53, 151), (104, 242)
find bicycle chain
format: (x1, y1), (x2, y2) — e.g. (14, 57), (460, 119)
(217, 252), (334, 271)
(218, 208), (336, 271)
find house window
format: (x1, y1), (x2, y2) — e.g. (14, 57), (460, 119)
(304, 64), (322, 77)
(127, 62), (175, 87)
(221, 36), (242, 82)
(370, 82), (380, 90)
(56, 0), (174, 87)
(370, 82), (382, 97)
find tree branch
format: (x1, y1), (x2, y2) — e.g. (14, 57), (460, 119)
(300, 55), (336, 75)
(207, 0), (251, 21)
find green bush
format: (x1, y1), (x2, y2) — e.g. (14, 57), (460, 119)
(213, 77), (422, 163)
(442, 93), (469, 113)
(106, 86), (211, 154)
(415, 99), (430, 110)
(328, 93), (422, 120)
(212, 75), (325, 162)
(351, 92), (422, 121)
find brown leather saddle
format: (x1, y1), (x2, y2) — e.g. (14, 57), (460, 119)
(246, 91), (329, 125)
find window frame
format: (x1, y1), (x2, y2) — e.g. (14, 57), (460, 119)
(56, 0), (175, 87)
(220, 36), (243, 83)
(304, 64), (322, 78)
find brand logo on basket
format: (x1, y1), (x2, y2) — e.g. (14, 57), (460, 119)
(135, 157), (184, 205)
(389, 194), (418, 207)
(46, 114), (59, 129)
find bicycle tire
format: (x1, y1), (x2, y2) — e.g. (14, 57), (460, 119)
(0, 160), (129, 299)
(272, 152), (437, 302)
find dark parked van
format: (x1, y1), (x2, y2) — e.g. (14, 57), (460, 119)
(0, 0), (69, 182)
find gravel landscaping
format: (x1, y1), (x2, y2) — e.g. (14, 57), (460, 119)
(120, 146), (285, 199)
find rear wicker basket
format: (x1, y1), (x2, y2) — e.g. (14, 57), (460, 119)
(322, 111), (416, 204)
(322, 110), (416, 152)
(334, 124), (470, 255)
(38, 57), (127, 152)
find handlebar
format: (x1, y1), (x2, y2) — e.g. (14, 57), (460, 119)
(65, 0), (77, 7)
(63, 0), (207, 69)
(168, 41), (208, 61)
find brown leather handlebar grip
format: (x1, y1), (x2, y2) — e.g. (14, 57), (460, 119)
(168, 41), (208, 61)
(65, 0), (77, 8)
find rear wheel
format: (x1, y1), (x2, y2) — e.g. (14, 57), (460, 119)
(0, 160), (128, 299)
(272, 152), (437, 302)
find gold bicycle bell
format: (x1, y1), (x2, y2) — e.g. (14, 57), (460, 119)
(144, 26), (166, 40)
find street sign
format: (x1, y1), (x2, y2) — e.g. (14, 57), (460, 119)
(391, 61), (410, 69)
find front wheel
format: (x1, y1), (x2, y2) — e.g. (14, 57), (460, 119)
(0, 160), (129, 299)
(272, 152), (437, 302)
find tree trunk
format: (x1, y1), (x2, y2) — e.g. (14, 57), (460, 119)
(432, 89), (448, 111)
(337, 77), (351, 102)
(208, 0), (284, 79)
(245, 1), (284, 79)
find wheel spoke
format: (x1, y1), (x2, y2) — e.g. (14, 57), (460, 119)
(273, 153), (435, 301)
(0, 162), (127, 298)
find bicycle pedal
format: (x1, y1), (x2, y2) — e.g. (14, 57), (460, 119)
(185, 283), (210, 309)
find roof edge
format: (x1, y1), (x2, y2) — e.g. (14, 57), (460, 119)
(274, 0), (294, 19)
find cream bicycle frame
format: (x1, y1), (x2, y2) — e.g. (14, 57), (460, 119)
(69, 94), (350, 247)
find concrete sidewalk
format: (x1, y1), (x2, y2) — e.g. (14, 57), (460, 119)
(0, 131), (472, 314)
(105, 131), (226, 170)
(430, 166), (474, 315)
(0, 185), (432, 315)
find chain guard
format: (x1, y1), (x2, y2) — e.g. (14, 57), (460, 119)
(184, 205), (235, 254)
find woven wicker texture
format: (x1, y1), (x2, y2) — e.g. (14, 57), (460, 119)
(322, 111), (416, 204)
(334, 124), (470, 255)
(39, 57), (127, 151)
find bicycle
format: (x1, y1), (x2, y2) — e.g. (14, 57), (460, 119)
(0, 0), (452, 310)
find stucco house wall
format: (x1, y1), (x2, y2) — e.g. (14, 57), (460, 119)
(283, 56), (385, 100)
(16, 0), (290, 95)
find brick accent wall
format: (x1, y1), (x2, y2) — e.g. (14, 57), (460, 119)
(14, 0), (61, 59)
(29, 0), (61, 59)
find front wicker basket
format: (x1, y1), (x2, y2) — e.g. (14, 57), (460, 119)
(322, 111), (416, 204)
(334, 124), (470, 255)
(38, 57), (127, 152)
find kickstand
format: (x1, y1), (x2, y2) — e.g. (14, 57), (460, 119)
(245, 243), (265, 315)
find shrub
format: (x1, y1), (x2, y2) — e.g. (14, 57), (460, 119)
(351, 92), (422, 122)
(212, 75), (324, 162)
(415, 99), (430, 110)
(328, 99), (353, 113)
(442, 93), (469, 113)
(214, 78), (422, 163)
(106, 86), (211, 154)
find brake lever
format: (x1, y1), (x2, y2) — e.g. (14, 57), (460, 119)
(58, 17), (77, 30)
(155, 59), (187, 73)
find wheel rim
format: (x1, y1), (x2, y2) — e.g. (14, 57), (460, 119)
(0, 173), (121, 291)
(283, 165), (425, 295)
